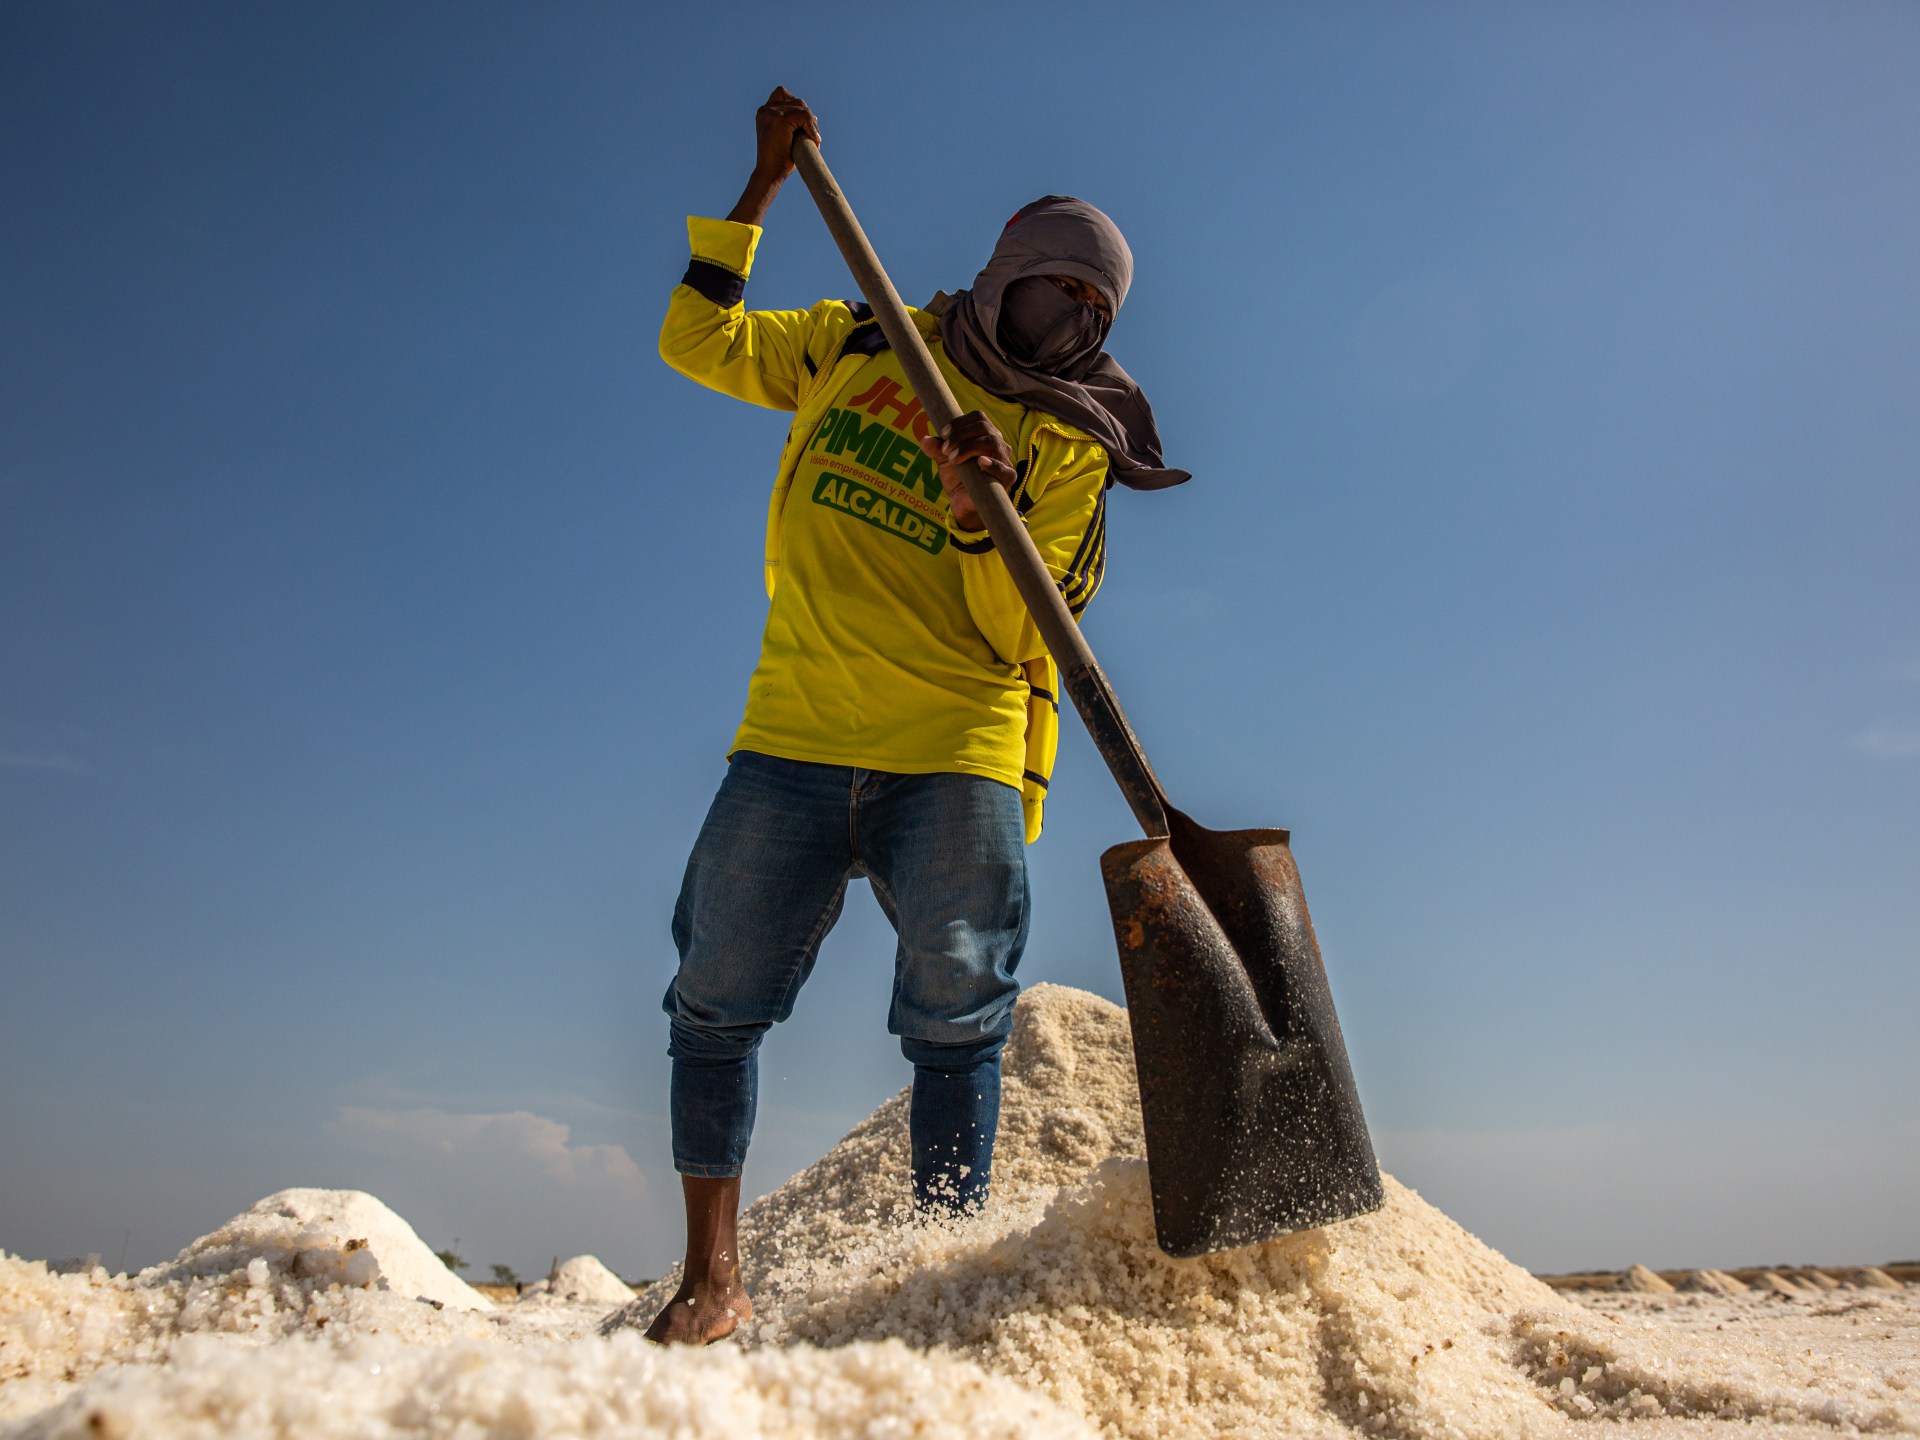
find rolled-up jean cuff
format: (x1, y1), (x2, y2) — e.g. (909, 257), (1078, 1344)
(670, 1045), (757, 1176)
(900, 1033), (1008, 1069)
(673, 1160), (744, 1179)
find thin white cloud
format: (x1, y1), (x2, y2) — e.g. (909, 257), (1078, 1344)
(320, 1105), (658, 1280)
(1852, 724), (1920, 760)
(0, 749), (86, 774)
(329, 1107), (646, 1198)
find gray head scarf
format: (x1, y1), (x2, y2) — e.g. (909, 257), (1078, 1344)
(938, 196), (1190, 491)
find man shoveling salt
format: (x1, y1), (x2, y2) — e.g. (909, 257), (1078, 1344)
(637, 87), (1182, 1345)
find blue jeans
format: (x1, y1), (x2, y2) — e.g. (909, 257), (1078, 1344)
(663, 751), (1028, 1211)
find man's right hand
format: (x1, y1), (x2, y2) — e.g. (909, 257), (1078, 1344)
(922, 412), (1017, 533)
(727, 87), (821, 227)
(751, 87), (821, 183)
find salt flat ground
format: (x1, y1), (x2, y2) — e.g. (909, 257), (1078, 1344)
(5, 986), (1915, 1437)
(1564, 1289), (1920, 1437)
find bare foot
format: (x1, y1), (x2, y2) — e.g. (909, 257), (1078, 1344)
(644, 1270), (753, 1345)
(644, 1175), (752, 1345)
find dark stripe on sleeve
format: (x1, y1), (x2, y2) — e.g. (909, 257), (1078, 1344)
(949, 531), (995, 554)
(1022, 769), (1051, 791)
(1067, 531), (1106, 615)
(1065, 517), (1106, 604)
(1068, 565), (1103, 616)
(682, 259), (745, 307)
(1060, 493), (1101, 581)
(1063, 495), (1108, 613)
(1060, 491), (1106, 600)
(1029, 685), (1058, 709)
(1063, 527), (1103, 602)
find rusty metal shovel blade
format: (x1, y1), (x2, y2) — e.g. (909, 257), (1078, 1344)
(1102, 807), (1384, 1258)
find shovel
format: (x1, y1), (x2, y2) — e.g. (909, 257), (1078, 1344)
(792, 139), (1384, 1257)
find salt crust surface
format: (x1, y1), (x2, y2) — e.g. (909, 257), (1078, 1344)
(5, 984), (1916, 1437)
(4, 1331), (1086, 1440)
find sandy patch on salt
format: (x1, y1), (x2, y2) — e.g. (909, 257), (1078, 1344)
(6, 984), (1916, 1437)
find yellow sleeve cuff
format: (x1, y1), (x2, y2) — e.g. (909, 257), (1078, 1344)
(944, 516), (993, 546)
(686, 216), (762, 278)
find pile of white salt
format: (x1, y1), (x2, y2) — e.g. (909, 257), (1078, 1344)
(5, 983), (1916, 1438)
(519, 1255), (638, 1306)
(615, 984), (1917, 1437)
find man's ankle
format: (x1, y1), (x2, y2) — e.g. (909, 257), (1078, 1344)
(687, 1258), (740, 1286)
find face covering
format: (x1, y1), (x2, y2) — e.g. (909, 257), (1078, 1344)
(938, 195), (1190, 490)
(996, 276), (1111, 373)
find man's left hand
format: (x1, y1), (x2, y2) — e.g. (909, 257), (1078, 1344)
(921, 412), (1015, 533)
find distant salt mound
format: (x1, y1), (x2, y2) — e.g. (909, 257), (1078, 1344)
(1677, 1269), (1749, 1296)
(147, 1188), (490, 1312)
(1, 1190), (500, 1422)
(1616, 1263), (1677, 1293)
(518, 1255), (635, 1306)
(1851, 1267), (1903, 1291)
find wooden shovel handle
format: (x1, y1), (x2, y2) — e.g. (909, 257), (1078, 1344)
(789, 138), (1169, 838)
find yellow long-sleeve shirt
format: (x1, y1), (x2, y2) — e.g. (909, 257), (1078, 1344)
(660, 216), (1109, 840)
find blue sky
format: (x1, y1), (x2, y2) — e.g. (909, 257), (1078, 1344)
(3, 1), (1915, 1282)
